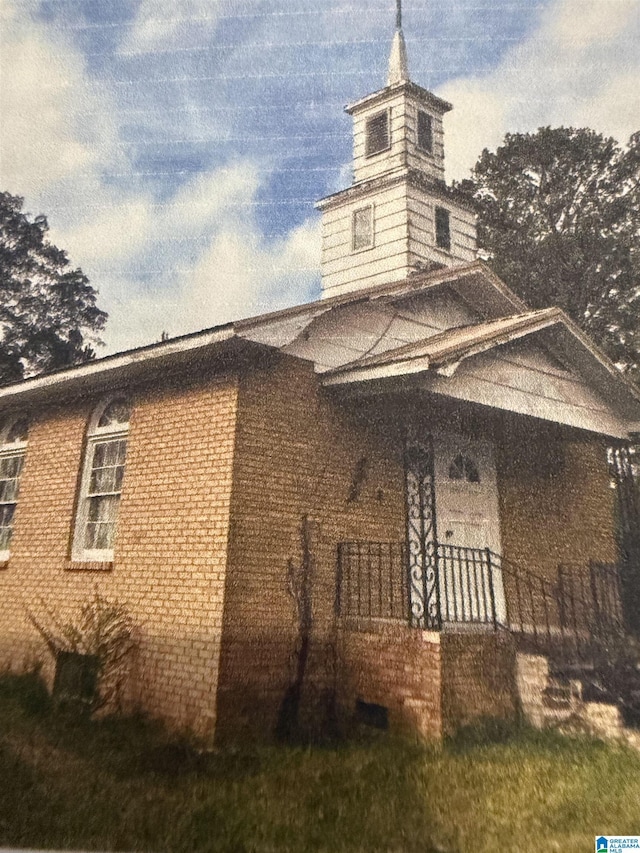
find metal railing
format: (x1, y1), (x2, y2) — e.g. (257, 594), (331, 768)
(336, 541), (627, 657)
(336, 541), (408, 621)
(436, 544), (499, 627)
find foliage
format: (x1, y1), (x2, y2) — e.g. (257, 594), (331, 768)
(1, 675), (640, 852)
(0, 191), (107, 384)
(458, 127), (640, 377)
(27, 590), (137, 710)
(0, 666), (51, 717)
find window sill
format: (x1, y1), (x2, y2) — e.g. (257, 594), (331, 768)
(65, 560), (114, 572)
(351, 243), (375, 255)
(364, 145), (391, 159)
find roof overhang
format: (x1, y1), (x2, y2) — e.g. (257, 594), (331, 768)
(315, 169), (475, 214)
(0, 326), (237, 408)
(345, 81), (452, 116)
(321, 309), (640, 439)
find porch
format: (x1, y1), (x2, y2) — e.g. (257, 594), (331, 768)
(335, 539), (640, 726)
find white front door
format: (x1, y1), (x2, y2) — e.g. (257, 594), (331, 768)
(433, 433), (506, 624)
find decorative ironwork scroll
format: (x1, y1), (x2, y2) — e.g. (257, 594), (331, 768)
(403, 428), (440, 629)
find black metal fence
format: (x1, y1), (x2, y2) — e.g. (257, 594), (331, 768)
(436, 544), (499, 626)
(336, 540), (627, 661)
(336, 541), (408, 620)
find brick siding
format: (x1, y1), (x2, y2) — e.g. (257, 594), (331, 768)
(0, 348), (621, 742)
(0, 373), (238, 739)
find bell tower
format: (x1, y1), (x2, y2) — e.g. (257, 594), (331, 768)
(316, 1), (477, 299)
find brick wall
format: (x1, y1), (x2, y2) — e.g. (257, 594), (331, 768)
(215, 355), (408, 740)
(440, 631), (518, 734)
(496, 419), (617, 580)
(0, 372), (238, 738)
(337, 624), (442, 738)
(0, 346), (621, 744)
(215, 359), (621, 741)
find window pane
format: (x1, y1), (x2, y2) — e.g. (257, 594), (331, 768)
(365, 112), (389, 156)
(0, 504), (15, 550)
(89, 467), (116, 495)
(98, 399), (131, 429)
(449, 454), (481, 483)
(0, 452), (24, 508)
(435, 206), (451, 251)
(0, 478), (19, 504)
(417, 111), (433, 153)
(353, 206), (373, 251)
(114, 464), (125, 491)
(0, 455), (22, 478)
(6, 417), (29, 444)
(89, 440), (127, 496)
(85, 495), (119, 550)
(449, 455), (464, 480)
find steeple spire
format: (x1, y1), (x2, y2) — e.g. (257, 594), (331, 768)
(387, 0), (409, 86)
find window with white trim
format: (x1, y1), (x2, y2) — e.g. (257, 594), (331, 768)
(0, 416), (29, 559)
(73, 398), (130, 562)
(352, 205), (374, 251)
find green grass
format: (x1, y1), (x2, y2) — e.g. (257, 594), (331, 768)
(1, 672), (640, 852)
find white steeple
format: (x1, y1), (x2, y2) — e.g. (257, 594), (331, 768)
(316, 0), (478, 299)
(387, 0), (409, 85)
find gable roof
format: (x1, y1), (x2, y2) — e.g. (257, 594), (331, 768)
(0, 261), (522, 405)
(0, 260), (638, 438)
(322, 306), (640, 438)
(323, 307), (562, 378)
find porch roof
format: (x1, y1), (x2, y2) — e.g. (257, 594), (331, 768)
(0, 260), (639, 438)
(321, 308), (640, 440)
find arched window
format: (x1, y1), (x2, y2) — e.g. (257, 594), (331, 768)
(0, 415), (29, 558)
(448, 453), (480, 484)
(73, 398), (131, 561)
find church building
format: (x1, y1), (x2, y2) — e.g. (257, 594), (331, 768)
(1, 7), (639, 741)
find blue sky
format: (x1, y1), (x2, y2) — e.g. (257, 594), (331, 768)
(1, 0), (639, 353)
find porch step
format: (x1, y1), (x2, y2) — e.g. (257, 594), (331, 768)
(517, 652), (639, 743)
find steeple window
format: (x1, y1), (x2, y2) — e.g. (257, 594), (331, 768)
(365, 111), (390, 157)
(435, 207), (451, 251)
(417, 111), (433, 154)
(352, 205), (374, 251)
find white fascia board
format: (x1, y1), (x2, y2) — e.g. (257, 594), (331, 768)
(322, 354), (431, 385)
(0, 326), (235, 404)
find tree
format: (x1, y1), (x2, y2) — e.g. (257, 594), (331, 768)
(458, 127), (640, 377)
(0, 191), (107, 384)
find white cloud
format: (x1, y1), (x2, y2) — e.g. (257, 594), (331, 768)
(441, 0), (640, 179)
(0, 0), (321, 356)
(101, 196), (321, 354)
(53, 157), (320, 353)
(120, 0), (223, 54)
(0, 1), (119, 198)
(3, 0), (638, 358)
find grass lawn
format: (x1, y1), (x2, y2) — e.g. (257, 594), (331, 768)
(1, 672), (639, 853)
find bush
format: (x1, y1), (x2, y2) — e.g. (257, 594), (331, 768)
(26, 590), (138, 712)
(0, 667), (51, 716)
